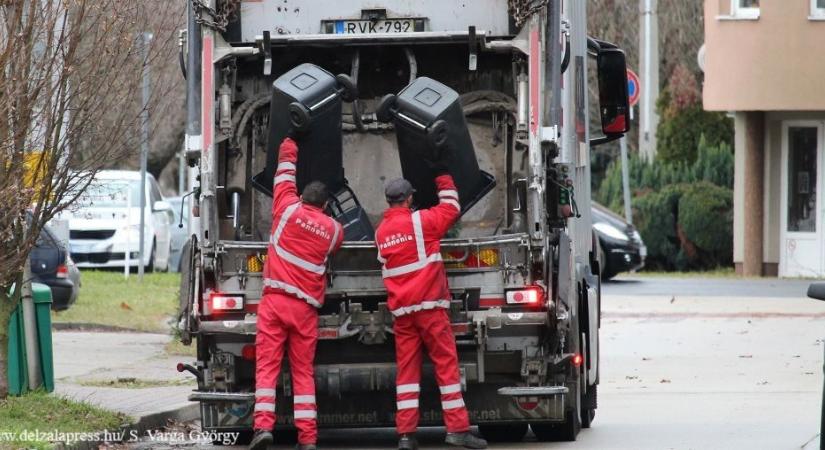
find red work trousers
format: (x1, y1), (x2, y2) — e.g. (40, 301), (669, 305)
(394, 308), (470, 434)
(254, 293), (319, 444)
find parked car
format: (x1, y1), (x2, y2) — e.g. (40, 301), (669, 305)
(167, 196), (191, 272)
(30, 223), (81, 310)
(67, 170), (174, 271)
(592, 202), (646, 280)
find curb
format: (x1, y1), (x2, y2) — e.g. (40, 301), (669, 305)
(52, 322), (156, 333)
(57, 403), (199, 450)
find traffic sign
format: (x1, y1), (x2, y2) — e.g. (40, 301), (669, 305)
(626, 69), (640, 107)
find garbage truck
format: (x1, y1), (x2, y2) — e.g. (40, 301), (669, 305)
(177, 0), (630, 443)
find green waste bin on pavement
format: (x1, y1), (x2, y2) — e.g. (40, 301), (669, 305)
(6, 282), (54, 395)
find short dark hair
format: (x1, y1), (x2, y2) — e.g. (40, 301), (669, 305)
(301, 181), (329, 207)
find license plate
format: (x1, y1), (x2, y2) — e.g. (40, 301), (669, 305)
(329, 19), (417, 34)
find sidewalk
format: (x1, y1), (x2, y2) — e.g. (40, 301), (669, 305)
(52, 331), (198, 422)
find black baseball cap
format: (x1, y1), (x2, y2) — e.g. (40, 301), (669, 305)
(384, 178), (415, 203)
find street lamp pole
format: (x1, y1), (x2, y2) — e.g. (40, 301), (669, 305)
(138, 31), (153, 281)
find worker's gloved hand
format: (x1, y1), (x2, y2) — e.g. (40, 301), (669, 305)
(280, 137), (298, 153)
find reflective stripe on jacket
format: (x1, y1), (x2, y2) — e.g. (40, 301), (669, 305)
(375, 174), (460, 316)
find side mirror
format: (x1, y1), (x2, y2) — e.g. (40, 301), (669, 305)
(153, 200), (172, 213)
(807, 282), (825, 301)
(596, 47), (630, 136)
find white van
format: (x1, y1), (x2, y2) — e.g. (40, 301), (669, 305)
(67, 170), (173, 271)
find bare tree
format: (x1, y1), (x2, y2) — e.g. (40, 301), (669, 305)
(0, 0), (178, 398)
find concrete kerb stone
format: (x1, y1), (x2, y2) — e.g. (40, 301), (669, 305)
(56, 403), (199, 450)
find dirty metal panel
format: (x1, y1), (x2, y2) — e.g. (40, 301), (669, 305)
(238, 0), (511, 42)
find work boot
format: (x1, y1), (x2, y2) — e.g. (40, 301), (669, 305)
(445, 431), (488, 449)
(296, 444), (317, 450)
(398, 433), (419, 450)
(248, 430), (273, 450)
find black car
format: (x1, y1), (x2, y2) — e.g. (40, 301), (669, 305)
(30, 224), (81, 310)
(592, 203), (646, 280)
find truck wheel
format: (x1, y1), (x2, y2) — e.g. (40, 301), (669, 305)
(581, 384), (597, 428)
(427, 119), (448, 148)
(478, 423), (528, 442)
(531, 408), (580, 442)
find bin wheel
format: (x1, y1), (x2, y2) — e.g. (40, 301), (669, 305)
(427, 119), (448, 148)
(336, 73), (358, 102)
(376, 94), (397, 123)
(288, 102), (312, 132)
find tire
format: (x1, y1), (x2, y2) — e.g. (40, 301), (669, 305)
(478, 423), (528, 442)
(427, 119), (448, 148)
(375, 94), (396, 123)
(288, 102), (312, 132)
(273, 428), (297, 445)
(596, 241), (609, 280)
(531, 408), (580, 442)
(335, 73), (358, 102)
(146, 240), (156, 272)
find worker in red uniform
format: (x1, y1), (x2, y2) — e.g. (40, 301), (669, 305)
(250, 137), (344, 450)
(375, 149), (488, 450)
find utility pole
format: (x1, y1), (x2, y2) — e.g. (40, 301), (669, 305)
(139, 31), (153, 280)
(639, 0), (659, 161)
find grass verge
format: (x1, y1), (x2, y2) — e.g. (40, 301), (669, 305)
(164, 339), (197, 358)
(0, 390), (127, 450)
(51, 271), (180, 333)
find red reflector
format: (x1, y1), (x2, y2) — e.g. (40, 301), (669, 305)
(241, 345), (256, 361)
(505, 286), (544, 305)
(572, 353), (583, 367)
(451, 323), (470, 335)
(318, 328), (339, 339)
(56, 264), (68, 279)
(517, 399), (539, 411)
(210, 292), (244, 312)
(176, 363), (185, 372)
(479, 298), (505, 308)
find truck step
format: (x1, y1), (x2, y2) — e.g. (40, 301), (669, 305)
(189, 392), (254, 402)
(497, 386), (568, 397)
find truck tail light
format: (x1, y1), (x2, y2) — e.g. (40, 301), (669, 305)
(210, 292), (244, 312)
(572, 353), (584, 367)
(56, 264), (68, 279)
(505, 286), (544, 305)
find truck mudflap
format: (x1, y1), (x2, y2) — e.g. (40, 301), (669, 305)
(194, 384), (566, 431)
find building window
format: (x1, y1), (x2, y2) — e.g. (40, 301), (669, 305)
(812, 0), (825, 18)
(787, 127), (818, 233)
(731, 0), (760, 19)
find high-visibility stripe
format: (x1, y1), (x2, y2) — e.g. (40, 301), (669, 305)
(293, 395), (316, 404)
(441, 398), (465, 410)
(256, 388), (276, 397)
(439, 383), (462, 395)
(412, 211), (426, 261)
(294, 410), (317, 420)
(277, 161), (296, 171)
(438, 189), (459, 199)
(439, 199), (460, 210)
(254, 402), (276, 412)
(263, 278), (322, 308)
(396, 383), (420, 394)
(274, 174), (296, 185)
(390, 299), (451, 317)
(381, 253), (443, 278)
(326, 222), (341, 255)
(273, 243), (326, 274)
(397, 399), (419, 410)
(273, 202), (300, 241)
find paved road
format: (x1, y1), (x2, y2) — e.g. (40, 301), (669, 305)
(127, 278), (825, 450)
